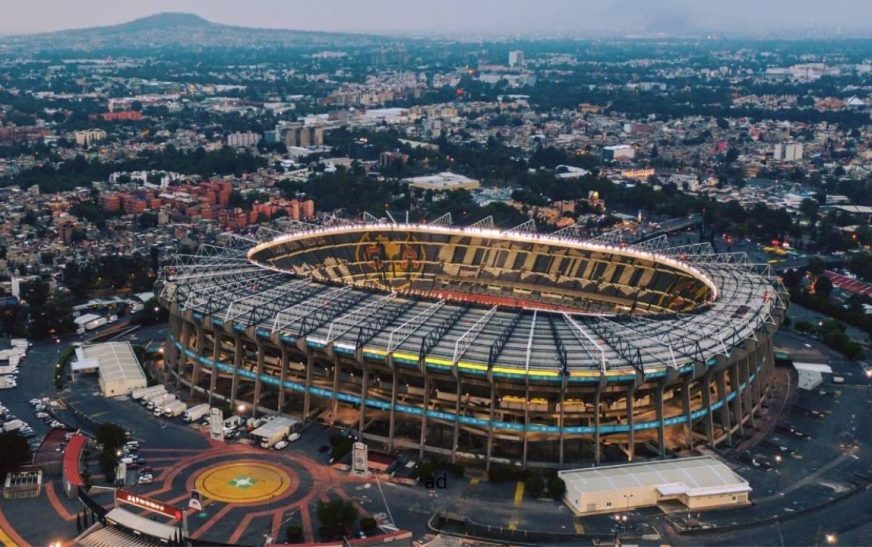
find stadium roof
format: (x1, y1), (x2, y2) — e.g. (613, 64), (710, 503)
(158, 222), (786, 377)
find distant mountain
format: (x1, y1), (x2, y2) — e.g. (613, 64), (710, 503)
(109, 12), (213, 32)
(0, 12), (388, 54)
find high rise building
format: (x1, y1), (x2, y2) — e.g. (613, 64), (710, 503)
(282, 124), (324, 148)
(508, 50), (525, 67)
(773, 142), (803, 162)
(74, 129), (107, 147)
(602, 144), (635, 162)
(226, 131), (261, 148)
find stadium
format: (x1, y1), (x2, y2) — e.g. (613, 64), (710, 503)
(158, 219), (788, 467)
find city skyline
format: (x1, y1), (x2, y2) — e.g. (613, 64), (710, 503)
(3, 0), (872, 37)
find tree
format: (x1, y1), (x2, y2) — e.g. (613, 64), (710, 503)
(0, 432), (30, 479)
(98, 450), (117, 484)
(525, 473), (545, 498)
(360, 517), (378, 534)
(800, 198), (820, 230)
(316, 499), (358, 538)
(96, 423), (126, 453)
(548, 475), (566, 500)
(137, 298), (167, 326)
(813, 276), (834, 298)
(17, 279), (75, 339)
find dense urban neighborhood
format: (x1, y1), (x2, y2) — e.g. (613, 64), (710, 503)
(2, 6), (872, 547)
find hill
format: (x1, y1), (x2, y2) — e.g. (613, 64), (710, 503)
(0, 12), (387, 54)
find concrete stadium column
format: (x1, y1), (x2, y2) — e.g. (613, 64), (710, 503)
(681, 374), (692, 451)
(190, 323), (205, 396)
(230, 334), (243, 406)
(594, 377), (605, 466)
(558, 376), (567, 465)
(743, 354), (755, 408)
(701, 370), (715, 447)
(277, 343), (289, 414)
(388, 367), (398, 452)
(716, 369), (732, 446)
(358, 362), (369, 437)
(176, 320), (192, 388)
(485, 382), (496, 471)
(303, 350), (314, 420)
(177, 320), (190, 379)
(418, 368), (430, 460)
(329, 355), (341, 427)
(208, 330), (221, 406)
(252, 340), (265, 419)
(748, 350), (762, 413)
(625, 383), (637, 462)
(742, 355), (756, 427)
(730, 362), (744, 434)
(451, 369), (462, 463)
(655, 378), (667, 458)
(522, 381), (530, 467)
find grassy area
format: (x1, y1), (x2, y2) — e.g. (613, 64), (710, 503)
(55, 344), (76, 390)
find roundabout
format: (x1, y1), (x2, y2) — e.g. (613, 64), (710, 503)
(193, 460), (296, 505)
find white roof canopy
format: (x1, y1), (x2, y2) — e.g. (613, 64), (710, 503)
(105, 508), (177, 541)
(82, 342), (146, 384)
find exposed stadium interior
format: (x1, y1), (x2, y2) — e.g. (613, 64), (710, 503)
(158, 220), (788, 467)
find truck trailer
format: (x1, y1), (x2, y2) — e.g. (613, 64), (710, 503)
(163, 401), (187, 418)
(153, 397), (178, 416)
(183, 403), (210, 423)
(251, 416), (301, 448)
(141, 389), (169, 406)
(132, 385), (166, 401)
(146, 393), (174, 410)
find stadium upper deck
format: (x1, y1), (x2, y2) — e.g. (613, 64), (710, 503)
(159, 222), (785, 378)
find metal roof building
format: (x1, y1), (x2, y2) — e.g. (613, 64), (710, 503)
(559, 456), (751, 515)
(79, 342), (147, 397)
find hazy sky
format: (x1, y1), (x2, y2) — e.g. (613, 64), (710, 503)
(2, 0), (872, 36)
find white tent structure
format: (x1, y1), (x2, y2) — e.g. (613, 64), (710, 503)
(74, 342), (147, 397)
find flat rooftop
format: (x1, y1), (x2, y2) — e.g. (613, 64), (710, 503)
(558, 456), (750, 497)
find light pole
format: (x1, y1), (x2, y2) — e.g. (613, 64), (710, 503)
(774, 454), (782, 492)
(613, 513), (627, 545)
(865, 369), (872, 401)
(621, 493), (634, 541)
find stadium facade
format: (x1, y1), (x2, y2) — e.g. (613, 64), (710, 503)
(158, 221), (787, 467)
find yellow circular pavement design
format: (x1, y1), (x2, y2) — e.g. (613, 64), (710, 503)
(194, 461), (293, 504)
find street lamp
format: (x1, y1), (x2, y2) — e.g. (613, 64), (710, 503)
(237, 403), (246, 415)
(613, 513), (628, 545)
(865, 369), (872, 401)
(774, 454), (782, 492)
(825, 532), (838, 545)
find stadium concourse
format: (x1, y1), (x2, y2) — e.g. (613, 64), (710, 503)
(158, 219), (788, 468)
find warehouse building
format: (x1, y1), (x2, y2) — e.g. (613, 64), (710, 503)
(559, 456), (751, 515)
(72, 342), (147, 397)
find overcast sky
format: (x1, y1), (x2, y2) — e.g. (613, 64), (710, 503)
(2, 0), (872, 36)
